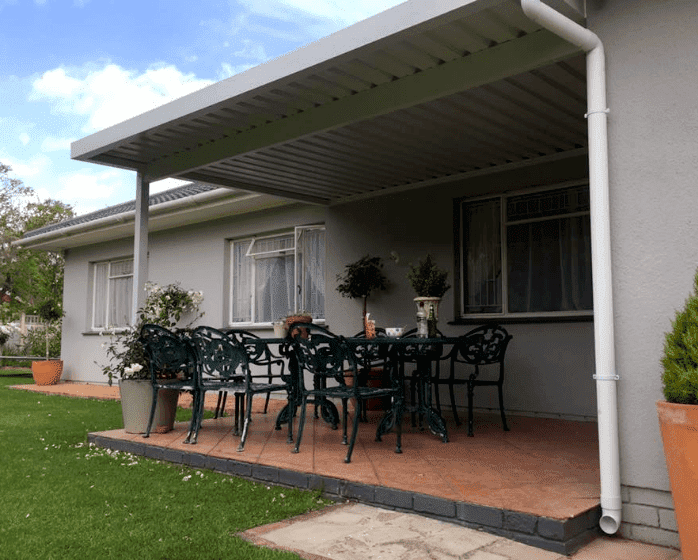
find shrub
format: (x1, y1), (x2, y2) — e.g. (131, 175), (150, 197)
(407, 254), (450, 298)
(662, 269), (698, 404)
(99, 282), (204, 385)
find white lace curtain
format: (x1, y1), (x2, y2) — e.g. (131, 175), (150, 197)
(93, 260), (133, 329)
(463, 191), (592, 315)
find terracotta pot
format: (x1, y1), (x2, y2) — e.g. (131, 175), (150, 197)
(657, 400), (698, 558)
(119, 379), (179, 434)
(31, 360), (63, 385)
(285, 314), (312, 338)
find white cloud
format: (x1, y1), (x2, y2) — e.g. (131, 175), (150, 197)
(0, 153), (51, 179)
(19, 132), (30, 145)
(238, 0), (404, 26)
(30, 63), (214, 133)
(53, 168), (127, 215)
(41, 136), (73, 152)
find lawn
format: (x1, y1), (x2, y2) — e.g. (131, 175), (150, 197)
(0, 370), (331, 559)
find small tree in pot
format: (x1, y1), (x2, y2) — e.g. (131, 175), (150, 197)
(336, 255), (388, 332)
(657, 268), (698, 557)
(30, 300), (64, 385)
(407, 254), (450, 326)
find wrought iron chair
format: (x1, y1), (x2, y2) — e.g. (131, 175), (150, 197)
(434, 324), (512, 436)
(139, 324), (198, 442)
(352, 328), (391, 421)
(289, 323), (403, 463)
(228, 329), (288, 421)
(190, 326), (293, 451)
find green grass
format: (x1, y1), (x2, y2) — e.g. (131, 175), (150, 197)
(0, 375), (331, 559)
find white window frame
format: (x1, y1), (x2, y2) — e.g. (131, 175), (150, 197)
(229, 225), (325, 327)
(90, 257), (134, 331)
(458, 180), (594, 320)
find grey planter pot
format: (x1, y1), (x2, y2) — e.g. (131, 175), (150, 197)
(118, 378), (179, 434)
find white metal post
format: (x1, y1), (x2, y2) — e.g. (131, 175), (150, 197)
(132, 173), (150, 324)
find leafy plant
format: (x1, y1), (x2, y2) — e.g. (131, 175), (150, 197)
(662, 269), (698, 404)
(99, 282), (204, 385)
(336, 255), (388, 322)
(407, 254), (450, 298)
(23, 321), (61, 359)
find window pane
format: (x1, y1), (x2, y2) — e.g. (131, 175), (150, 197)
(108, 276), (133, 328)
(507, 216), (592, 312)
(462, 198), (502, 314)
(298, 228), (325, 320)
(231, 241), (253, 322)
(93, 263), (109, 329)
(255, 253), (294, 323)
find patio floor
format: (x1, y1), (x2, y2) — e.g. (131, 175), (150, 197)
(15, 382), (601, 554)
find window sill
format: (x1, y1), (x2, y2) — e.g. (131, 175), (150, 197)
(82, 328), (131, 336)
(449, 313), (593, 326)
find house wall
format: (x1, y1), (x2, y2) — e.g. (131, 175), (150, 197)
(586, 0), (698, 548)
(60, 203), (326, 384)
(326, 154), (598, 420)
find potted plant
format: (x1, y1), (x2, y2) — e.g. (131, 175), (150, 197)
(99, 282), (204, 434)
(336, 254), (388, 334)
(31, 300), (64, 386)
(657, 268), (698, 558)
(407, 254), (450, 322)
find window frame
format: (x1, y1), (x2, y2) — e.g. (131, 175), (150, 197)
(456, 180), (594, 321)
(228, 225), (326, 327)
(90, 257), (134, 331)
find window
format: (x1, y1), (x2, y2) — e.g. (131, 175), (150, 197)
(92, 258), (133, 329)
(459, 183), (593, 318)
(230, 226), (325, 325)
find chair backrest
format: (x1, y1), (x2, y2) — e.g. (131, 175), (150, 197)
(139, 324), (196, 381)
(289, 323), (355, 384)
(191, 326), (249, 381)
(456, 325), (512, 365)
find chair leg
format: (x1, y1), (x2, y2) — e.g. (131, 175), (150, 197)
(214, 391), (225, 419)
(449, 381), (461, 426)
(143, 386), (159, 439)
(292, 396), (309, 454)
(183, 390), (199, 444)
(498, 384), (509, 432)
(467, 382), (475, 437)
(341, 397), (348, 445)
(345, 397), (362, 464)
(238, 392), (254, 452)
(190, 390), (206, 444)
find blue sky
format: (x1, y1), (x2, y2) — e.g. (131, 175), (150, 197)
(0, 0), (405, 216)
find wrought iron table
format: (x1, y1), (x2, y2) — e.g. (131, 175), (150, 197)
(344, 336), (458, 444)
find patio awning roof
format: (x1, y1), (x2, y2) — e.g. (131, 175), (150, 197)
(71, 0), (588, 206)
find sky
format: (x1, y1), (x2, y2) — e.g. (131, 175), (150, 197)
(0, 0), (406, 216)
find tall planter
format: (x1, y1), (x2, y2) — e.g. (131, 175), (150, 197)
(657, 400), (698, 558)
(119, 379), (179, 434)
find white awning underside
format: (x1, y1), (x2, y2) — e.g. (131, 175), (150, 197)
(71, 0), (587, 206)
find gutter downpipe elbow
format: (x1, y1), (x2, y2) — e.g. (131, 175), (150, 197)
(521, 0), (621, 535)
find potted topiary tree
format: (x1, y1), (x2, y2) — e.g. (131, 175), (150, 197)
(657, 268), (698, 558)
(407, 254), (450, 324)
(30, 300), (64, 386)
(336, 254), (388, 334)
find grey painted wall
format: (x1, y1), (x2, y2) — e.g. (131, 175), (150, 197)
(61, 203), (326, 384)
(326, 154), (597, 420)
(588, 0), (698, 491)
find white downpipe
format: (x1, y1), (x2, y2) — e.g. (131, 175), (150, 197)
(521, 0), (621, 534)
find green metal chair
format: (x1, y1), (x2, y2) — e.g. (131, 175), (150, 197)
(139, 324), (198, 442)
(289, 323), (403, 463)
(433, 324), (512, 436)
(190, 326), (292, 451)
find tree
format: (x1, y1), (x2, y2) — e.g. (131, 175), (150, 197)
(0, 163), (75, 322)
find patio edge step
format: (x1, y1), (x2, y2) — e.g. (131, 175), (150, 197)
(87, 432), (602, 555)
